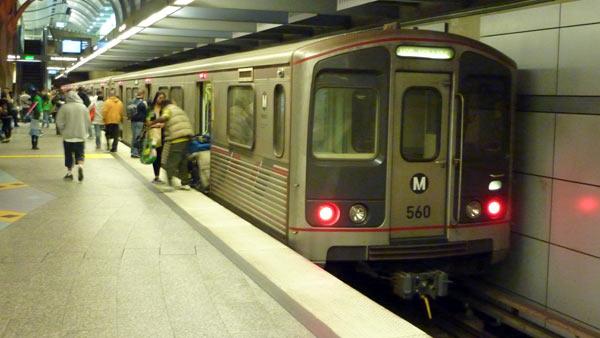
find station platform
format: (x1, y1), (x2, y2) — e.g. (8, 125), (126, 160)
(0, 125), (427, 338)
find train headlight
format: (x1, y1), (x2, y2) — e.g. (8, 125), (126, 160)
(486, 198), (504, 219)
(317, 203), (340, 226)
(466, 201), (482, 219)
(349, 204), (368, 224)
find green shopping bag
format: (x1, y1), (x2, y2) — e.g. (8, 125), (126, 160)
(140, 136), (157, 164)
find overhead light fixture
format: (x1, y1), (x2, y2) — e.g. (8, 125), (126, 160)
(174, 0), (195, 5)
(138, 6), (180, 27)
(51, 56), (78, 61)
(55, 22), (66, 28)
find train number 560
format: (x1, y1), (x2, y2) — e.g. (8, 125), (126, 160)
(406, 205), (431, 219)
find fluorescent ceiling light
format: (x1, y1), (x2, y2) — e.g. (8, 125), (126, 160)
(55, 22), (66, 28)
(174, 0), (195, 5)
(117, 26), (143, 41)
(138, 6), (180, 27)
(51, 56), (78, 61)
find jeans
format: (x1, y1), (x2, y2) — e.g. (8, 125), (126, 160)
(165, 140), (191, 186)
(42, 111), (50, 128)
(105, 124), (119, 152)
(153, 146), (163, 177)
(93, 124), (103, 148)
(63, 141), (84, 169)
(131, 121), (144, 156)
(1, 117), (11, 139)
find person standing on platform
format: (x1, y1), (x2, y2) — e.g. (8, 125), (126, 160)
(0, 98), (12, 143)
(147, 91), (166, 183)
(129, 89), (148, 158)
(149, 100), (194, 191)
(91, 91), (105, 150)
(41, 91), (53, 128)
(102, 89), (124, 152)
(31, 90), (43, 131)
(29, 99), (42, 149)
(56, 91), (90, 181)
(19, 89), (31, 124)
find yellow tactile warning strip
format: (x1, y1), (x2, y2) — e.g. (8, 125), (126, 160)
(0, 154), (113, 159)
(0, 210), (26, 223)
(0, 181), (28, 191)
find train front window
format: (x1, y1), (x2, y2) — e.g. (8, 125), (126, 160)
(401, 87), (441, 161)
(459, 52), (511, 161)
(312, 72), (379, 159)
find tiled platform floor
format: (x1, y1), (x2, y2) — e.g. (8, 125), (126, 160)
(0, 125), (313, 337)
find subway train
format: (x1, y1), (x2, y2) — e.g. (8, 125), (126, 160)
(66, 27), (516, 298)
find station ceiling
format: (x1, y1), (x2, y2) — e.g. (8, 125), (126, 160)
(31, 0), (540, 74)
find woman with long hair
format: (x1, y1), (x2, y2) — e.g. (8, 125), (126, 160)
(147, 91), (167, 183)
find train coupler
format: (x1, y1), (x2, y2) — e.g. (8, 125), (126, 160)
(391, 270), (449, 300)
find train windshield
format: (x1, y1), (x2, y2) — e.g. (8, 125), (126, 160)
(312, 71), (379, 159)
(459, 52), (511, 162)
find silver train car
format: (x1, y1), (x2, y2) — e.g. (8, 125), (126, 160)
(68, 27), (516, 297)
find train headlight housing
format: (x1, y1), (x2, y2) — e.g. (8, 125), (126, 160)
(349, 204), (368, 224)
(466, 201), (482, 219)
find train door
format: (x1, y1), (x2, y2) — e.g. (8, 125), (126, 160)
(201, 81), (212, 134)
(390, 72), (450, 240)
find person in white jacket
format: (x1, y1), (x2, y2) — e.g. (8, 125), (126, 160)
(91, 91), (105, 149)
(56, 90), (91, 181)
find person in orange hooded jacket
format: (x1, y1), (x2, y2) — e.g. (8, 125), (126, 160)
(102, 89), (124, 152)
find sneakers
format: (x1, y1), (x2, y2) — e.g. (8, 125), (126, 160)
(178, 185), (191, 191)
(63, 173), (73, 181)
(152, 178), (164, 184)
(77, 166), (84, 181)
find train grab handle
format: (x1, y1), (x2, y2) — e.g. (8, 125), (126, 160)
(452, 93), (466, 225)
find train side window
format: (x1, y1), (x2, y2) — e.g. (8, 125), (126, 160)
(227, 86), (255, 149)
(125, 88), (132, 103)
(170, 86), (184, 109)
(401, 87), (441, 161)
(312, 85), (378, 159)
(158, 86), (169, 99)
(273, 84), (285, 157)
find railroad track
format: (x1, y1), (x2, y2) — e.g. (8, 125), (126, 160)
(326, 264), (599, 338)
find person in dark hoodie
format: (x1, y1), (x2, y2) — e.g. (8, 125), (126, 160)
(56, 90), (91, 181)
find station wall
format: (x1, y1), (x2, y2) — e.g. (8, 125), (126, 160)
(475, 0), (600, 330)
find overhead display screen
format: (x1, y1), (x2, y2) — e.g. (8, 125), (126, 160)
(62, 40), (82, 54)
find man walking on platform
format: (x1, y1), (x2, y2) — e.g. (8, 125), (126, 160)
(129, 89), (147, 158)
(56, 91), (90, 181)
(149, 100), (194, 191)
(102, 89), (124, 152)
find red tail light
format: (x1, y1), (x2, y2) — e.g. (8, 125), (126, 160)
(317, 203), (340, 226)
(486, 198), (504, 219)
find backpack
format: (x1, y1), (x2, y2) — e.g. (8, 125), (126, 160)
(126, 98), (139, 120)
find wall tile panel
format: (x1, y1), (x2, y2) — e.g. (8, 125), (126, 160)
(551, 180), (600, 257)
(514, 112), (555, 176)
(482, 30), (558, 95)
(561, 0), (600, 27)
(488, 234), (548, 305)
(480, 5), (560, 36)
(558, 24), (600, 96)
(512, 174), (552, 241)
(554, 114), (600, 186)
(548, 245), (600, 329)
